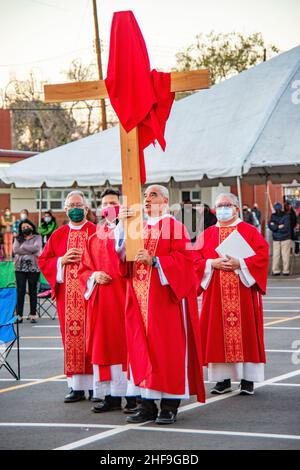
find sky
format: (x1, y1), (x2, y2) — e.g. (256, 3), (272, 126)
(0, 0), (299, 94)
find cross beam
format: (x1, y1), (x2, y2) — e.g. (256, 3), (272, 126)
(44, 70), (210, 260)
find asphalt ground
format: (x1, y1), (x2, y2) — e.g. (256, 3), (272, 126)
(0, 276), (300, 451)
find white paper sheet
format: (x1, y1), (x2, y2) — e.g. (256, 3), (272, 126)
(216, 230), (255, 258)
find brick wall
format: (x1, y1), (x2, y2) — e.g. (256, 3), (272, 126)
(0, 109), (12, 149)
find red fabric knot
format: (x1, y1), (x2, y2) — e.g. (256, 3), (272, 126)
(105, 11), (175, 183)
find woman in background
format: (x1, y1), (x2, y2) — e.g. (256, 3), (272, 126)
(13, 220), (42, 323)
(38, 210), (58, 247)
(1, 208), (15, 261)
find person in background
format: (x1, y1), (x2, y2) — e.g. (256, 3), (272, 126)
(284, 201), (297, 245)
(268, 202), (291, 276)
(294, 207), (300, 255)
(252, 203), (262, 232)
(13, 219), (42, 323)
(175, 199), (202, 243)
(1, 208), (15, 261)
(242, 205), (255, 226)
(86, 208), (98, 225)
(13, 209), (29, 238)
(38, 210), (58, 246)
(203, 204), (217, 230)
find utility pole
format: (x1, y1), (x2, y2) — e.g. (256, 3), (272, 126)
(92, 0), (107, 130)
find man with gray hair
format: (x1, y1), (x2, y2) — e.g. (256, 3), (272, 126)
(39, 191), (96, 403)
(194, 192), (269, 396)
(116, 184), (205, 425)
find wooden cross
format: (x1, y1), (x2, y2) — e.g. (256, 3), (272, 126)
(44, 70), (210, 260)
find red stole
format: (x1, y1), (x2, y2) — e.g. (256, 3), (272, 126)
(132, 223), (162, 331)
(219, 226), (244, 363)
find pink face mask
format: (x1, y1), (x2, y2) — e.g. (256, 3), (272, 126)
(101, 205), (120, 222)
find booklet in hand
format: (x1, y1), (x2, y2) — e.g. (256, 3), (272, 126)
(216, 230), (255, 259)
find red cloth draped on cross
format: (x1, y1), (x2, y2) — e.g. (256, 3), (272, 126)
(105, 10), (175, 183)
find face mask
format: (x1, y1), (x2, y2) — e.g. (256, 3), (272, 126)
(101, 205), (120, 222)
(216, 207), (234, 222)
(20, 213), (27, 221)
(22, 227), (33, 236)
(68, 208), (85, 223)
(44, 216), (51, 223)
(5, 211), (10, 216)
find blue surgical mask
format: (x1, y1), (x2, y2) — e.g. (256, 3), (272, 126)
(216, 207), (234, 221)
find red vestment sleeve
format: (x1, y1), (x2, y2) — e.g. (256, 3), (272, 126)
(105, 11), (174, 183)
(78, 237), (96, 298)
(158, 221), (198, 301)
(242, 227), (269, 295)
(38, 235), (60, 300)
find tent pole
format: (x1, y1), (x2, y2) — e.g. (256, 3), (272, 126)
(38, 187), (42, 225)
(264, 180), (269, 239)
(236, 176), (243, 220)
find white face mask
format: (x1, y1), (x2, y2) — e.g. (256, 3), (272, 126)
(20, 213), (27, 221)
(44, 216), (51, 223)
(216, 206), (235, 222)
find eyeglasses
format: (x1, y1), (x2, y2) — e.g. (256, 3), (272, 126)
(66, 204), (85, 209)
(215, 203), (236, 209)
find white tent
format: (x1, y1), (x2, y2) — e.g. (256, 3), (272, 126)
(1, 45), (299, 188)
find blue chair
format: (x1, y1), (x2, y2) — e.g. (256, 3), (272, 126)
(0, 288), (20, 380)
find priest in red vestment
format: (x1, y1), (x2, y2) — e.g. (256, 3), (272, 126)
(116, 185), (205, 425)
(78, 188), (137, 414)
(194, 192), (269, 396)
(38, 191), (96, 402)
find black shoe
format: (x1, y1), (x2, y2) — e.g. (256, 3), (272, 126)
(155, 410), (177, 425)
(92, 396), (122, 413)
(88, 390), (103, 402)
(272, 272), (281, 276)
(30, 318), (37, 324)
(18, 317), (23, 323)
(211, 379), (232, 395)
(126, 407), (158, 424)
(64, 389), (85, 403)
(239, 379), (254, 395)
(123, 397), (139, 414)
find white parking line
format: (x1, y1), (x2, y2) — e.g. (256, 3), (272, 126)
(53, 368), (300, 450)
(32, 326), (60, 328)
(0, 422), (299, 444)
(137, 426), (300, 441)
(266, 350), (299, 353)
(265, 327), (300, 330)
(264, 310), (300, 313)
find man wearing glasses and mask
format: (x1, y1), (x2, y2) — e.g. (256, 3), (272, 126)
(39, 191), (96, 403)
(194, 193), (269, 397)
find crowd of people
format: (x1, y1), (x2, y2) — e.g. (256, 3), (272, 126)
(1, 190), (299, 423)
(23, 186), (269, 425)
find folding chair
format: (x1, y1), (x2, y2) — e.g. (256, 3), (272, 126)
(37, 276), (57, 320)
(0, 287), (20, 380)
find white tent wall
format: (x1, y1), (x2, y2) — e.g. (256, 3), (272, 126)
(0, 46), (299, 191)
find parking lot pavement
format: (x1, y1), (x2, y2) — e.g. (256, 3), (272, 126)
(0, 277), (300, 450)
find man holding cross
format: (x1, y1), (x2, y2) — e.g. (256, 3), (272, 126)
(115, 185), (205, 425)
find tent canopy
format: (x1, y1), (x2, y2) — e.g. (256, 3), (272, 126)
(1, 45), (300, 188)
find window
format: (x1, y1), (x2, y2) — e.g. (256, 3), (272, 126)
(181, 189), (201, 203)
(35, 188), (119, 211)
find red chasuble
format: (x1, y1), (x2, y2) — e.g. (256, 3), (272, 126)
(105, 11), (175, 183)
(78, 224), (127, 381)
(121, 216), (205, 403)
(194, 221), (269, 365)
(38, 222), (96, 376)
